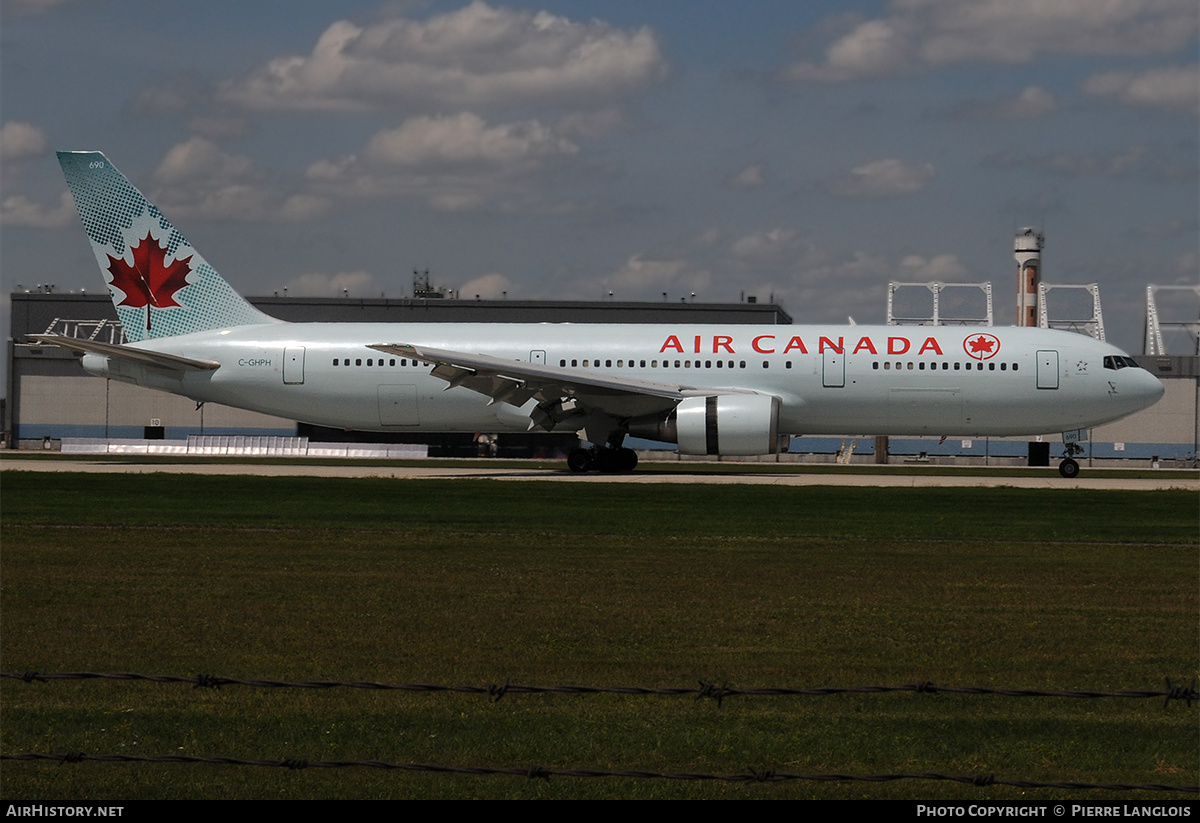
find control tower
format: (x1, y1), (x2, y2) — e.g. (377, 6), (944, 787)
(1014, 227), (1043, 327)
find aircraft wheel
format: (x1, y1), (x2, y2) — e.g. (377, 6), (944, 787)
(567, 448), (593, 473)
(618, 448), (638, 472)
(594, 449), (620, 473)
(1058, 458), (1080, 479)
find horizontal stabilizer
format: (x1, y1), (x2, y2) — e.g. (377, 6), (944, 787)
(30, 334), (220, 372)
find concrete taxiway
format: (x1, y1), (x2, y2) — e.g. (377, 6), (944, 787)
(2, 457), (1196, 491)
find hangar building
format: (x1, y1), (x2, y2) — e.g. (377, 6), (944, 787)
(5, 292), (790, 455)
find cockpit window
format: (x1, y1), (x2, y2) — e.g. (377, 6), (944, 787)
(1103, 355), (1141, 370)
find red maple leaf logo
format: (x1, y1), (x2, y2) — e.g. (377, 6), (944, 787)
(963, 333), (1000, 360)
(106, 232), (193, 331)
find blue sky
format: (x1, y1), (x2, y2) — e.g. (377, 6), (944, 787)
(2, 0), (1197, 358)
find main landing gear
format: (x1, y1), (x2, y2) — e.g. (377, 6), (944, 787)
(567, 447), (639, 473)
(1058, 442), (1084, 478)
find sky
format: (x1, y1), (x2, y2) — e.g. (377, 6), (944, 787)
(2, 0), (1197, 363)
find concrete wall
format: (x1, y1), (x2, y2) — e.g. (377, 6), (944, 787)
(12, 353), (294, 441)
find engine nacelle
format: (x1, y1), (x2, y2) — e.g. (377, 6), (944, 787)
(628, 393), (781, 456)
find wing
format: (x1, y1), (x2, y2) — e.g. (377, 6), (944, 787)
(369, 342), (695, 433)
(30, 334), (220, 373)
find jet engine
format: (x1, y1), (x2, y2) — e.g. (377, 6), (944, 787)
(627, 393), (781, 456)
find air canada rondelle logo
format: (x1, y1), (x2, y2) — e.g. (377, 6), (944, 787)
(963, 333), (1001, 360)
(105, 232), (193, 331)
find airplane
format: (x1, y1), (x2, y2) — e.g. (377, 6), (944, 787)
(32, 151), (1164, 478)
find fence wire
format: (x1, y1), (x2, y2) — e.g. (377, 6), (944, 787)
(1, 752), (1196, 793)
(3, 671), (1196, 708)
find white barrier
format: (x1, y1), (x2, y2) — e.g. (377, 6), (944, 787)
(60, 437), (429, 459)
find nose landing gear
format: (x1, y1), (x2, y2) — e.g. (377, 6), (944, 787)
(1058, 442), (1084, 478)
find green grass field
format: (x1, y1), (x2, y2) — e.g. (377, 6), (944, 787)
(1, 471), (1196, 799)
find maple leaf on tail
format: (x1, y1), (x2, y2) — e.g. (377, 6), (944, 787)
(106, 232), (193, 331)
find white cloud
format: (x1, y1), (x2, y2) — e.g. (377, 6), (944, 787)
(603, 255), (712, 298)
(1137, 218), (1190, 238)
(147, 138), (316, 222)
(2, 0), (79, 18)
(1083, 64), (1200, 114)
(945, 85), (1058, 120)
(829, 158), (935, 197)
(729, 229), (807, 264)
(364, 112), (577, 167)
(278, 270), (376, 297)
(898, 254), (968, 280)
(1001, 86), (1058, 119)
(555, 107), (629, 138)
(982, 145), (1149, 177)
(729, 164), (765, 188)
(1166, 252), (1199, 282)
(459, 272), (513, 300)
(560, 228), (975, 324)
(218, 1), (667, 112)
(306, 113), (578, 212)
(785, 0), (1198, 82)
(0, 122), (72, 228)
(279, 193), (330, 222)
(149, 138), (269, 220)
(153, 137), (257, 186)
(0, 192), (74, 228)
(0, 121), (47, 162)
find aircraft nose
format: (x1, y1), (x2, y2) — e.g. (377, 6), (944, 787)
(1134, 370), (1165, 410)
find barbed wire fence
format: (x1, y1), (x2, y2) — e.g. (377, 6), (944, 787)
(3, 670), (1198, 706)
(3, 671), (1196, 794)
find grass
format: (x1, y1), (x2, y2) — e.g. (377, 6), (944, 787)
(1, 471), (1196, 799)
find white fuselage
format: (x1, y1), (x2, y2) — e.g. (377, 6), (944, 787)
(83, 322), (1164, 439)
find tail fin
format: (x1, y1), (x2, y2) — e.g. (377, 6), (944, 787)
(57, 151), (279, 342)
